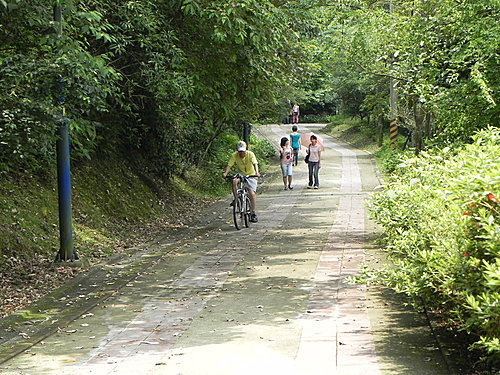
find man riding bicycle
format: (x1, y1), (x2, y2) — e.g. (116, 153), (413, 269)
(223, 141), (260, 223)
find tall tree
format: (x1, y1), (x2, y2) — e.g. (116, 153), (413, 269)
(302, 0), (500, 148)
(0, 0), (307, 175)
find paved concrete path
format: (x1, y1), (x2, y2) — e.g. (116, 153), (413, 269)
(0, 124), (451, 375)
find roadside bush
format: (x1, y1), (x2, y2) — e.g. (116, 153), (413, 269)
(249, 133), (276, 165)
(301, 114), (336, 123)
(181, 131), (275, 197)
(323, 114), (359, 130)
(375, 144), (410, 174)
(369, 127), (500, 367)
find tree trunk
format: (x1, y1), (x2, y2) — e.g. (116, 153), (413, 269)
(424, 111), (432, 139)
(377, 116), (384, 147)
(198, 119), (225, 167)
(413, 98), (425, 154)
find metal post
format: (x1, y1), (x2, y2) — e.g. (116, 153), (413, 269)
(242, 121), (251, 145)
(389, 62), (398, 147)
(54, 1), (76, 261)
(56, 115), (75, 261)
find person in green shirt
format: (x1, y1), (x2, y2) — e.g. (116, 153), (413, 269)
(223, 141), (260, 222)
(289, 125), (301, 166)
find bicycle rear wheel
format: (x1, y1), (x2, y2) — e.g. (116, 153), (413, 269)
(232, 196), (244, 230)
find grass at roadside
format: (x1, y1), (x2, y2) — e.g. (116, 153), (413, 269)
(0, 156), (212, 318)
(0, 133), (276, 318)
(323, 115), (381, 154)
(322, 115), (412, 176)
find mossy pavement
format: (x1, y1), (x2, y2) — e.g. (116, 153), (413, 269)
(0, 124), (455, 374)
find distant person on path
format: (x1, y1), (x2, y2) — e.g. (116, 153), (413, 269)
(279, 137), (294, 190)
(223, 141), (260, 222)
(306, 134), (322, 189)
(282, 102), (290, 124)
(292, 103), (300, 124)
(289, 125), (301, 166)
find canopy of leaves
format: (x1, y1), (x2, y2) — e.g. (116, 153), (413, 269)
(301, 0), (499, 147)
(0, 0), (304, 175)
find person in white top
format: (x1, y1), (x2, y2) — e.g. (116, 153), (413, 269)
(292, 103), (300, 124)
(279, 137), (294, 190)
(306, 134), (321, 189)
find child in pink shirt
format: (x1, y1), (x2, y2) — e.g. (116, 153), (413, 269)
(279, 137), (294, 190)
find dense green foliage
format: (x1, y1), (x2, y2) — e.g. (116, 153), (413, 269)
(370, 128), (500, 366)
(301, 0), (500, 148)
(181, 133), (276, 197)
(0, 0), (303, 175)
(3, 0), (497, 166)
(2, 0), (499, 367)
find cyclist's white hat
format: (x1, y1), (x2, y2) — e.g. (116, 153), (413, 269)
(237, 141), (247, 152)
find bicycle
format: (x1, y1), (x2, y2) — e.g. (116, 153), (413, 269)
(226, 173), (257, 230)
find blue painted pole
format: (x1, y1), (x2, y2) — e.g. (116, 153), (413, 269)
(54, 1), (75, 261)
(56, 114), (75, 261)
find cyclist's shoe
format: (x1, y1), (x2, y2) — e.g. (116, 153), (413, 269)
(249, 212), (258, 223)
(229, 200), (234, 207)
(288, 186), (293, 190)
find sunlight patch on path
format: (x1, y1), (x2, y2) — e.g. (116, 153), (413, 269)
(295, 129), (381, 375)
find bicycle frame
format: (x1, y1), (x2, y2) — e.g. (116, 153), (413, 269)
(227, 173), (254, 230)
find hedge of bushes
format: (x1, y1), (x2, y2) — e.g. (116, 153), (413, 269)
(369, 127), (500, 367)
(181, 132), (276, 197)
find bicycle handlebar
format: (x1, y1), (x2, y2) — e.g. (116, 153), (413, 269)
(225, 173), (259, 179)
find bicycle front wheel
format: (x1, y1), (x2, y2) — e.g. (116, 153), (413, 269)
(244, 194), (251, 227)
(233, 196), (244, 230)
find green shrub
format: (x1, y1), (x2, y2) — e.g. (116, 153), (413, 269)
(323, 114), (359, 130)
(375, 144), (410, 174)
(249, 133), (276, 165)
(369, 127), (500, 367)
(301, 114), (336, 123)
(180, 132), (275, 197)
